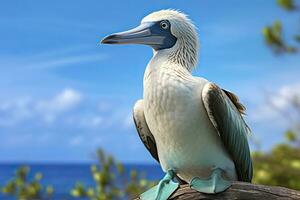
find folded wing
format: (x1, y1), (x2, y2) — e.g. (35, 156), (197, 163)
(202, 83), (253, 182)
(133, 100), (159, 163)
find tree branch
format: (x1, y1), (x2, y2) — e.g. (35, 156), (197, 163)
(134, 182), (300, 200)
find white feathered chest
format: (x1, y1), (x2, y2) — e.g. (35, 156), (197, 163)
(142, 59), (237, 181)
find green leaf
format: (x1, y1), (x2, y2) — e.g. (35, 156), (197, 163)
(285, 130), (297, 142)
(277, 0), (296, 10)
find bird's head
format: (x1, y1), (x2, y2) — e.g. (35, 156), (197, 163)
(101, 10), (199, 71)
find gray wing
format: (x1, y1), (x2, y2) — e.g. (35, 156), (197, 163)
(202, 83), (253, 182)
(133, 100), (159, 163)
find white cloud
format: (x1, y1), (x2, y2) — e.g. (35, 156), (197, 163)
(0, 88), (82, 126)
(35, 88), (82, 123)
(270, 84), (300, 110)
(0, 88), (133, 132)
(36, 88), (82, 113)
(249, 82), (300, 123)
(0, 97), (33, 126)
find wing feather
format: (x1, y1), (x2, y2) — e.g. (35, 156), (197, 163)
(133, 100), (159, 163)
(202, 83), (253, 182)
(222, 89), (246, 115)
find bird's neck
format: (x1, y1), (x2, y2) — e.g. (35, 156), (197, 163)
(144, 50), (194, 83)
(152, 39), (198, 72)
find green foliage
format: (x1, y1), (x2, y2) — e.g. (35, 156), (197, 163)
(277, 0), (297, 10)
(70, 148), (157, 200)
(263, 21), (297, 54)
(285, 130), (297, 142)
(0, 150), (156, 200)
(125, 170), (156, 199)
(262, 0), (299, 54)
(253, 130), (300, 190)
(1, 166), (53, 200)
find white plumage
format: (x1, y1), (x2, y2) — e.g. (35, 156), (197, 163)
(142, 48), (237, 182)
(102, 9), (252, 197)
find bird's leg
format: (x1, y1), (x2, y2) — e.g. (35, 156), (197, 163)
(189, 167), (232, 194)
(140, 169), (179, 200)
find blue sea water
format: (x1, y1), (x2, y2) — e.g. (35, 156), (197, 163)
(0, 163), (163, 200)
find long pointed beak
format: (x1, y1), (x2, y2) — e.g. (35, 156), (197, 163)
(101, 23), (164, 46)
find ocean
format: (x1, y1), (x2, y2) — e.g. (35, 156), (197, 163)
(0, 163), (163, 200)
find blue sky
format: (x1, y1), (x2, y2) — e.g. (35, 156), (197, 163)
(0, 0), (299, 163)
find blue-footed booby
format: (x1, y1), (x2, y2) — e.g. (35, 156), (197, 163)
(102, 9), (252, 200)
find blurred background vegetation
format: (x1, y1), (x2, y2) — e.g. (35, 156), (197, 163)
(263, 0), (300, 54)
(70, 149), (156, 200)
(254, 0), (300, 190)
(1, 166), (53, 200)
(1, 149), (156, 200)
(252, 128), (300, 189)
(1, 0), (300, 199)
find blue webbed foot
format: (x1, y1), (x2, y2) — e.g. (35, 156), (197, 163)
(140, 169), (179, 200)
(190, 168), (232, 194)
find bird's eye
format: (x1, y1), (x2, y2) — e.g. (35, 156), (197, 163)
(160, 21), (169, 30)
